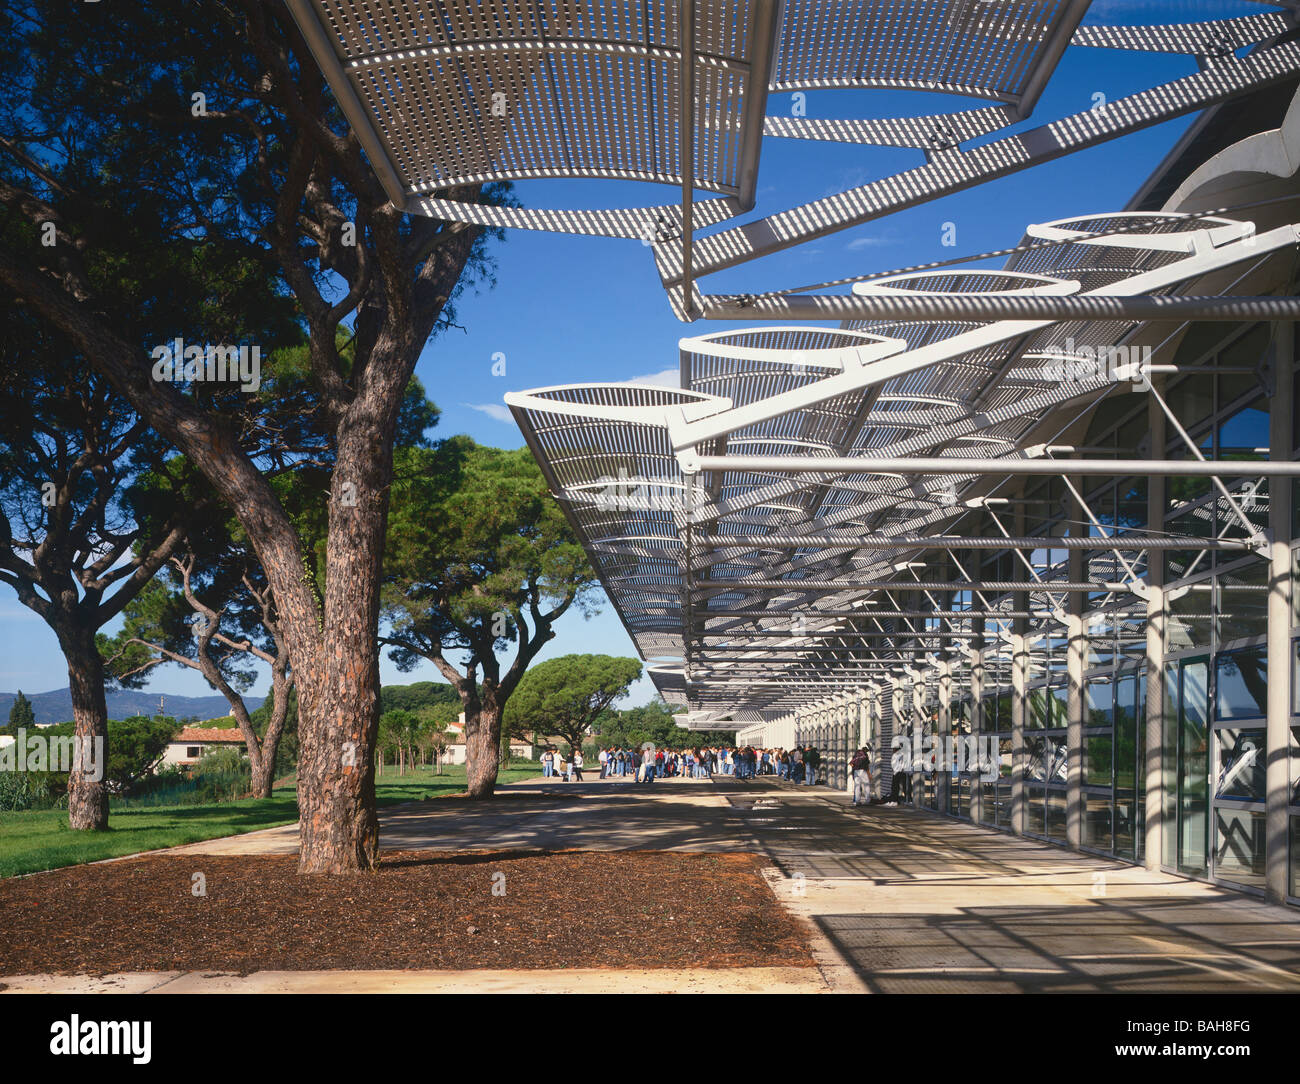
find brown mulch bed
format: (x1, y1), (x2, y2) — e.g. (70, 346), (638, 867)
(0, 850), (814, 975)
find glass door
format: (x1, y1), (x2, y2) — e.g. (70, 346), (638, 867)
(1177, 658), (1210, 878)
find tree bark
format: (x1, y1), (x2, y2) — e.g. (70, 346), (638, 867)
(293, 410), (393, 871)
(59, 625), (110, 831)
(465, 696), (502, 800)
(251, 658), (292, 799)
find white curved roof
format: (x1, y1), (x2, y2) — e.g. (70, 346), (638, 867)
(506, 210), (1288, 712)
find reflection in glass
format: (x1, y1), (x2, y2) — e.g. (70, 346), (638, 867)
(1162, 661), (1180, 869)
(1217, 566), (1268, 644)
(1026, 736), (1067, 784)
(1292, 723), (1300, 805)
(997, 692), (1012, 733)
(1216, 647), (1268, 720)
(999, 737), (1013, 780)
(1291, 817), (1300, 899)
(1217, 402), (1268, 459)
(1180, 660), (1209, 877)
(1050, 685), (1070, 727)
(1167, 582), (1212, 648)
(1215, 728), (1265, 801)
(1215, 807), (1265, 889)
(1083, 791), (1113, 851)
(1046, 789), (1067, 842)
(1027, 689), (1048, 730)
(1086, 678), (1115, 727)
(1085, 732), (1113, 787)
(1027, 785), (1046, 835)
(997, 784), (1012, 828)
(1116, 675), (1138, 790)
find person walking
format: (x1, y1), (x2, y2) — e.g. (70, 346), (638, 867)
(805, 745), (820, 786)
(851, 746), (872, 806)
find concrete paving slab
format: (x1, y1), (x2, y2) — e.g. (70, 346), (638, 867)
(728, 780), (1300, 993)
(1, 967), (829, 995)
(0, 973), (185, 994)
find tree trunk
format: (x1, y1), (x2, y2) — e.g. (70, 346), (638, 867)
(250, 756), (273, 799)
(295, 663), (378, 872)
(465, 701), (502, 800)
(251, 664), (293, 800)
(293, 415), (392, 872)
(60, 625), (110, 831)
(195, 653), (288, 801)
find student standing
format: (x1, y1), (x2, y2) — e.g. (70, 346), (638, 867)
(851, 746), (872, 806)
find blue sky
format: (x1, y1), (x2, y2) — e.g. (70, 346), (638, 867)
(0, 1), (1271, 708)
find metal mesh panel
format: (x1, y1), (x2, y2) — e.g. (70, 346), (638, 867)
(311, 0), (755, 194)
(772, 0), (1068, 97)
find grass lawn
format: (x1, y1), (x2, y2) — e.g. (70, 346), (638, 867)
(367, 762), (541, 805)
(0, 762), (541, 879)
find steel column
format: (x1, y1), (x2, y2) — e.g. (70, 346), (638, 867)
(1267, 321), (1295, 902)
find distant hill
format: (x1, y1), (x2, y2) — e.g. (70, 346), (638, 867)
(1, 678), (458, 727)
(0, 688), (263, 726)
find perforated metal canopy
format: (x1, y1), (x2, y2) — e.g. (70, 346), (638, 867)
(283, 2), (1300, 718)
(290, 0), (1077, 201)
(506, 209), (1299, 715)
(288, 0), (1300, 318)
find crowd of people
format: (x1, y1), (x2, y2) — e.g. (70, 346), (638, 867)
(539, 744), (826, 784)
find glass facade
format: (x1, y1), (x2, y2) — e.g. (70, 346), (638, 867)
(835, 321), (1296, 906)
(1081, 667), (1146, 860)
(898, 323), (1296, 901)
(1158, 324), (1281, 892)
(1024, 683), (1067, 842)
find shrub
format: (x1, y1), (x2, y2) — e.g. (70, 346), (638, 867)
(0, 771), (58, 812)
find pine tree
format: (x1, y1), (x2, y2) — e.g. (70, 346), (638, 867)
(8, 690), (36, 729)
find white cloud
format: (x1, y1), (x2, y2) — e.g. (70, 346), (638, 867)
(623, 368), (681, 388)
(463, 402), (514, 423)
(846, 235), (899, 251)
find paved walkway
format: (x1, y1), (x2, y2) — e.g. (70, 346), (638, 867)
(10, 773), (1300, 993)
(718, 780), (1300, 993)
